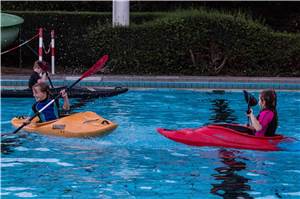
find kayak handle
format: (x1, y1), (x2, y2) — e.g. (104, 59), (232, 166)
(101, 120), (110, 125)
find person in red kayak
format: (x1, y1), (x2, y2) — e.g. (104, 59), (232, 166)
(25, 82), (70, 123)
(247, 90), (278, 136)
(28, 60), (49, 89)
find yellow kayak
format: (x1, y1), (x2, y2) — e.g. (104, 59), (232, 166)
(11, 111), (118, 138)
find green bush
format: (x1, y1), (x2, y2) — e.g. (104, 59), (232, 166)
(2, 9), (300, 76)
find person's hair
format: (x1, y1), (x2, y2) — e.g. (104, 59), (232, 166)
(33, 60), (41, 69)
(260, 89), (278, 127)
(32, 82), (51, 96)
(33, 60), (48, 71)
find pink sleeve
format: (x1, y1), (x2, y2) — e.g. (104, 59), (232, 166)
(255, 110), (274, 136)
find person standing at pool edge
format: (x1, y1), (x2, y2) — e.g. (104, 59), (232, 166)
(247, 90), (278, 136)
(28, 60), (49, 89)
(25, 82), (70, 123)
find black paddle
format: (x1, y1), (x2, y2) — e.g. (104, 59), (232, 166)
(47, 74), (55, 89)
(243, 90), (258, 126)
(10, 55), (109, 135)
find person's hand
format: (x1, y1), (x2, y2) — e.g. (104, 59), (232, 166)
(60, 89), (68, 98)
(40, 72), (47, 77)
(23, 117), (31, 125)
(246, 108), (254, 117)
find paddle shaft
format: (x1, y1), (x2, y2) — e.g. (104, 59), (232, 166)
(47, 73), (55, 89)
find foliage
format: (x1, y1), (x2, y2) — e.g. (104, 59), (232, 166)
(2, 10), (300, 76)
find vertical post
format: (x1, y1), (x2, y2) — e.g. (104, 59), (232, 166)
(112, 0), (130, 27)
(51, 30), (55, 74)
(18, 27), (22, 68)
(38, 28), (43, 61)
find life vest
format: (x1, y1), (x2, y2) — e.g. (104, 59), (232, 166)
(32, 98), (59, 122)
(257, 110), (277, 136)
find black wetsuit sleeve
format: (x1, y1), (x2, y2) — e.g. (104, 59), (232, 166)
(28, 72), (40, 89)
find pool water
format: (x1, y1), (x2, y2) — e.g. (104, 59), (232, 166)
(1, 89), (300, 198)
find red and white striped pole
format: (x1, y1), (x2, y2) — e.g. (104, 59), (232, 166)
(51, 30), (55, 74)
(38, 28), (43, 61)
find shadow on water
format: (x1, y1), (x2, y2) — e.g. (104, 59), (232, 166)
(210, 149), (253, 199)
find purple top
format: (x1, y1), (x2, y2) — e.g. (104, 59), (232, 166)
(255, 110), (274, 136)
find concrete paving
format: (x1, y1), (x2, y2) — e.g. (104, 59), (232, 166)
(1, 74), (300, 90)
(2, 74), (300, 83)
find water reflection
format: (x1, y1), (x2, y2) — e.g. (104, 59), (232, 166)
(208, 94), (252, 198)
(71, 97), (97, 110)
(210, 149), (253, 199)
(1, 134), (26, 155)
(209, 99), (237, 124)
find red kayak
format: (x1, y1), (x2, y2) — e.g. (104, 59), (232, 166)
(157, 124), (287, 151)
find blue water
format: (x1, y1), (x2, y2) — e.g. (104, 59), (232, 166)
(1, 89), (300, 198)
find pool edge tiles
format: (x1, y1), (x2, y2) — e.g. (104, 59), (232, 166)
(1, 79), (300, 90)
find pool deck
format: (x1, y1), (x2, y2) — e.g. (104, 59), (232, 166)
(1, 74), (300, 90)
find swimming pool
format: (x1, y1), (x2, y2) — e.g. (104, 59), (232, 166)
(1, 89), (300, 198)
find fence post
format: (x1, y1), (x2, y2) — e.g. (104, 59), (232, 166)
(51, 30), (55, 74)
(38, 28), (43, 61)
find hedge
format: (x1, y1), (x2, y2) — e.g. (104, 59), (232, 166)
(2, 9), (300, 76)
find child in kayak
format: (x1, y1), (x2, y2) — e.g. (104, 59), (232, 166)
(28, 60), (49, 89)
(25, 82), (70, 123)
(247, 90), (278, 136)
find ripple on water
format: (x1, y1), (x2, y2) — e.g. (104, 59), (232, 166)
(15, 192), (37, 198)
(1, 158), (74, 167)
(282, 192), (300, 196)
(285, 170), (300, 174)
(255, 196), (278, 199)
(2, 187), (34, 191)
(246, 172), (261, 177)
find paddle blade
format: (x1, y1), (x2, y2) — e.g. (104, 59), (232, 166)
(80, 55), (109, 80)
(243, 90), (258, 107)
